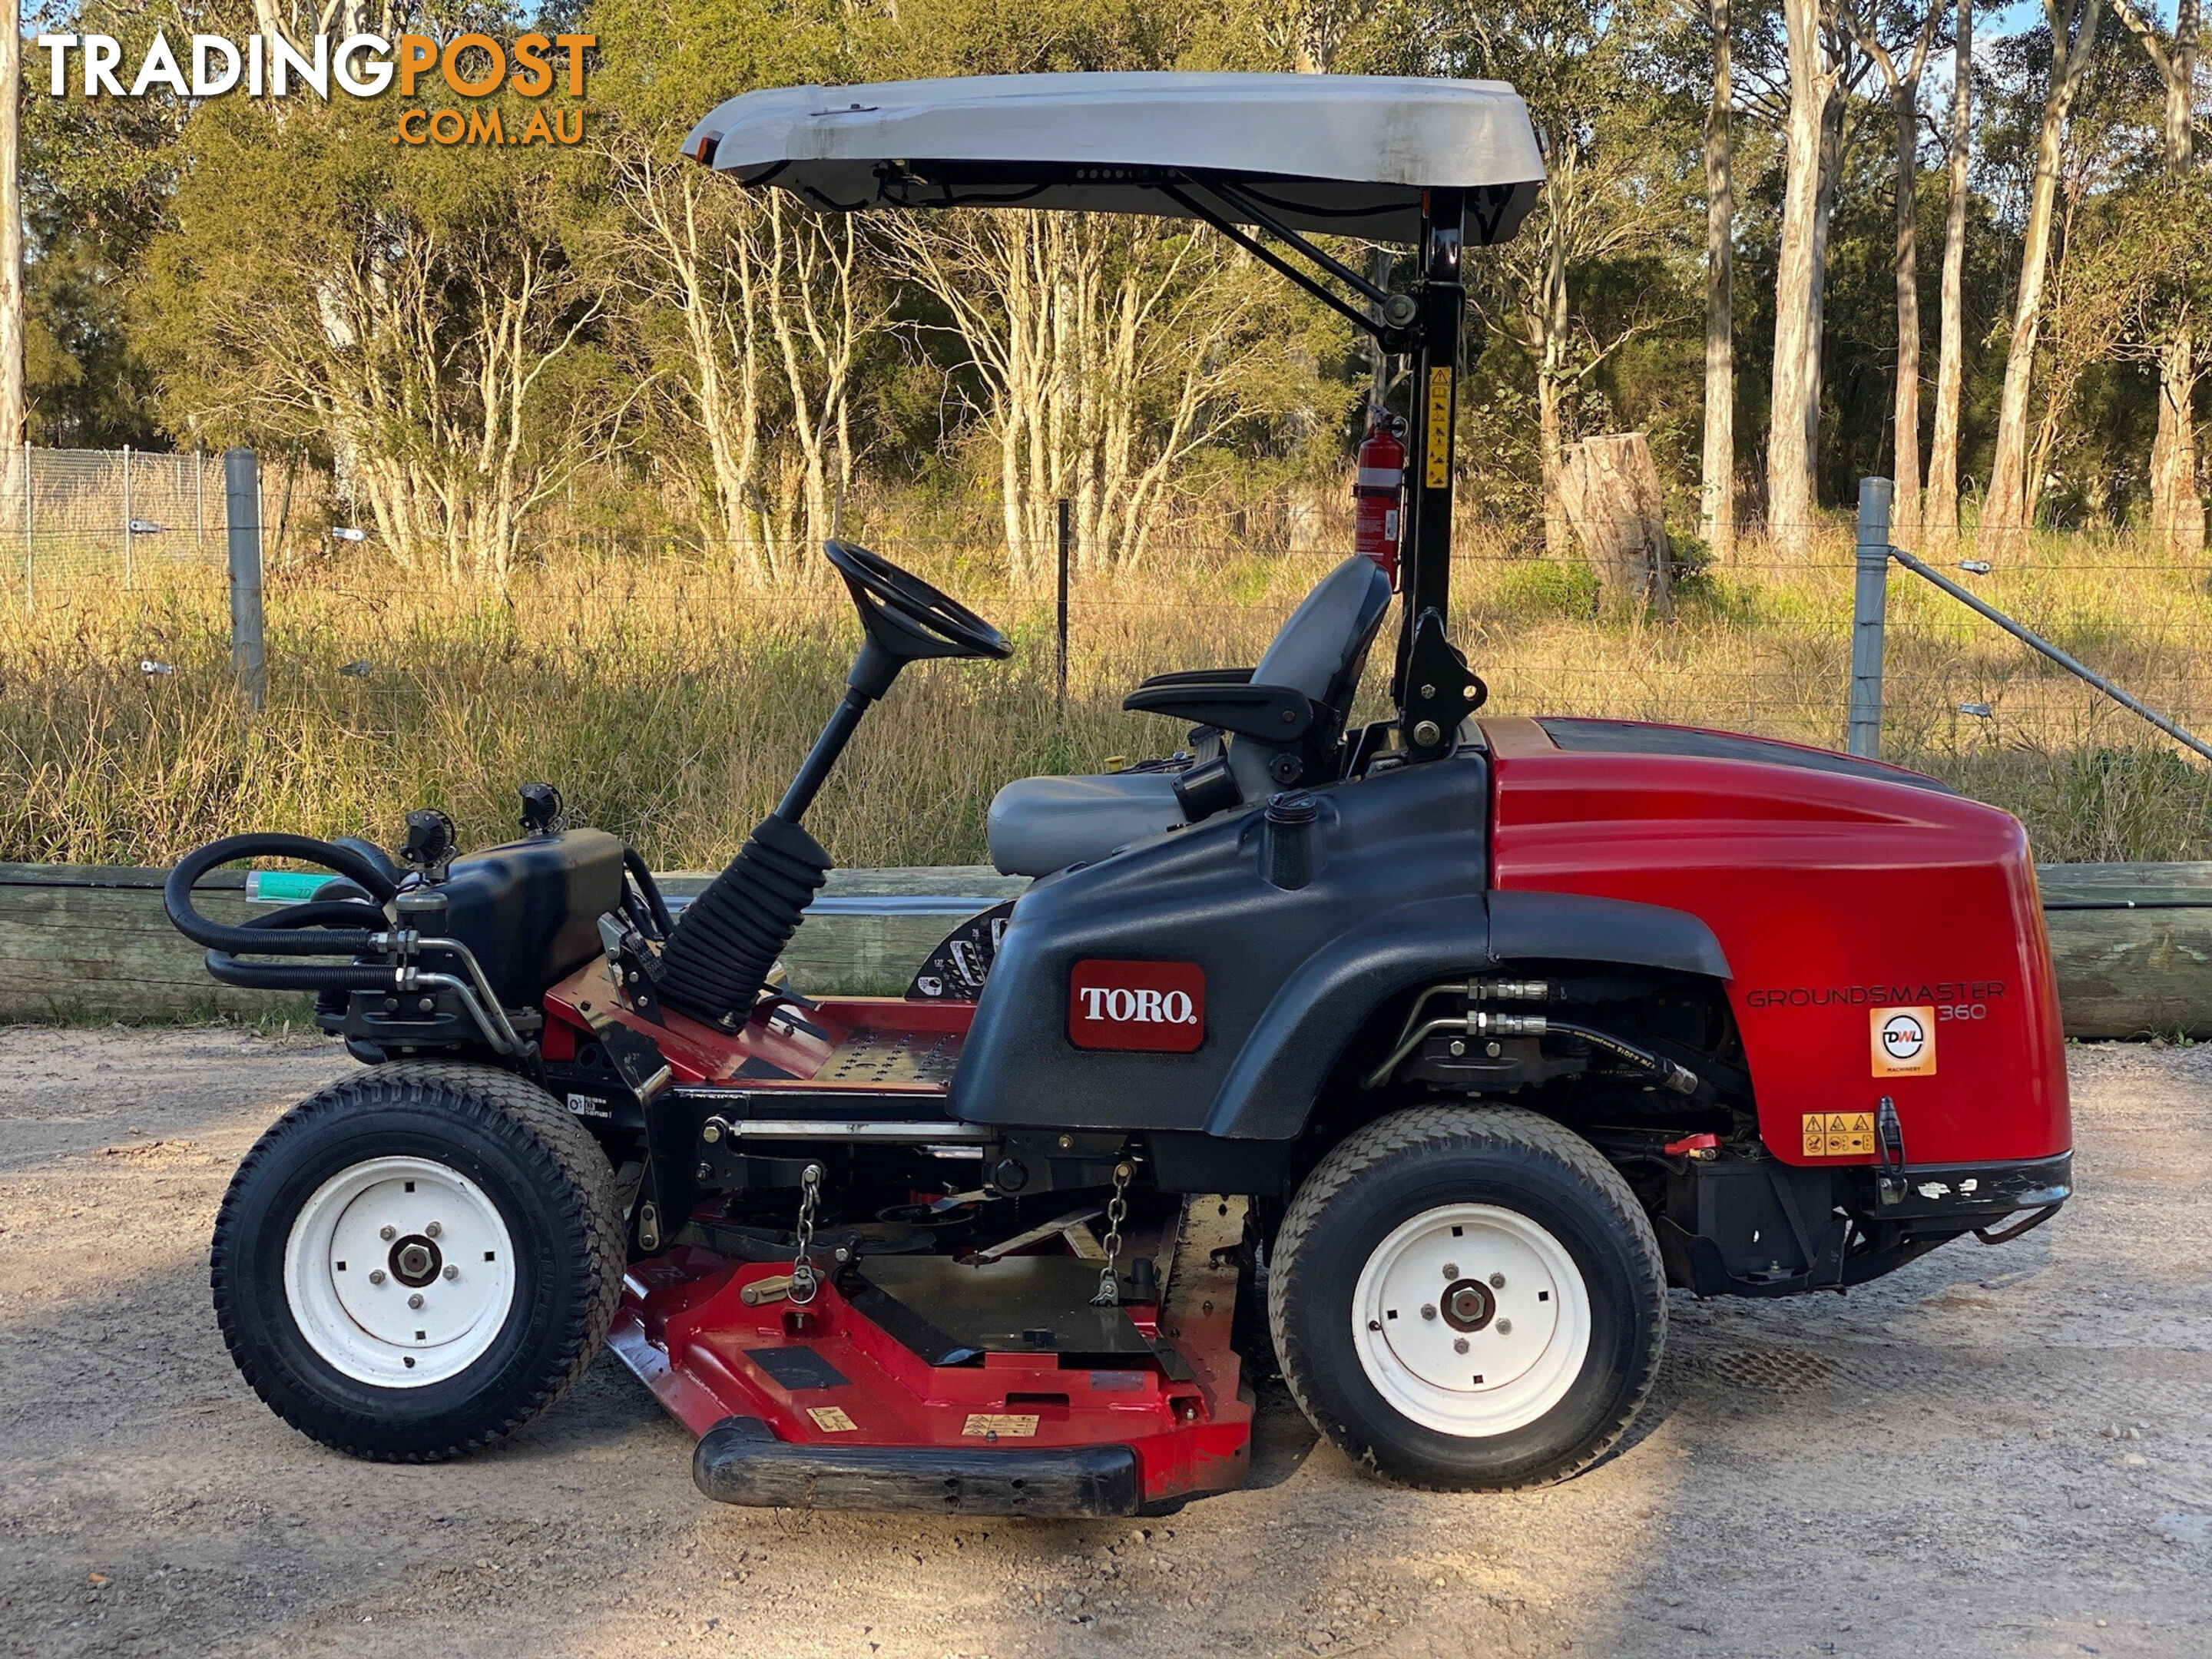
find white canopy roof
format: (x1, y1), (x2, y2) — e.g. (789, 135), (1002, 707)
(685, 73), (1545, 243)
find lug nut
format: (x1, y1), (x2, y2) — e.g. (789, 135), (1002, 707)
(379, 1226), (396, 1242)
(1442, 1263), (1459, 1280)
(425, 1221), (442, 1238)
(442, 1265), (459, 1280)
(1421, 1304), (1437, 1321)
(1489, 1272), (1506, 1289)
(1496, 1318), (1513, 1336)
(368, 1270), (386, 1285)
(408, 1293), (425, 1310)
(1454, 1337), (1469, 1355)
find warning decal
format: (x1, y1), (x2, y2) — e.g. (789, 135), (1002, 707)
(1871, 1005), (1937, 1076)
(807, 1406), (858, 1432)
(1801, 1112), (1877, 1158)
(1423, 368), (1453, 488)
(961, 1413), (1041, 1439)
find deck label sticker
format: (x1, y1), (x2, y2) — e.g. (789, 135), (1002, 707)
(1872, 1005), (1937, 1076)
(1068, 959), (1205, 1052)
(1801, 1111), (1876, 1157)
(962, 1413), (1041, 1439)
(564, 1092), (611, 1119)
(806, 1406), (858, 1432)
(1423, 368), (1453, 488)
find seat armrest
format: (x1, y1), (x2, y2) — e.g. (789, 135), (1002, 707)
(1124, 680), (1314, 744)
(1131, 667), (1255, 691)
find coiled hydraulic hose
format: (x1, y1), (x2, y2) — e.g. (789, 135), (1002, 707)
(165, 833), (400, 959)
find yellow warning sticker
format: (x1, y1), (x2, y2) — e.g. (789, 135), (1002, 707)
(1801, 1111), (1876, 1158)
(961, 1413), (1041, 1439)
(1871, 1005), (1937, 1076)
(1423, 367), (1453, 488)
(806, 1406), (858, 1432)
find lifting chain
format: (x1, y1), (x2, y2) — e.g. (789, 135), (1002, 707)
(789, 1162), (825, 1306)
(1091, 1160), (1134, 1307)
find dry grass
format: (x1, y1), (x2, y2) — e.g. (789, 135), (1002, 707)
(2, 516), (2209, 870)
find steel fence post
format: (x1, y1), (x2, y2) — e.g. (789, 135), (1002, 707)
(1848, 477), (1892, 759)
(225, 449), (266, 713)
(122, 443), (133, 588)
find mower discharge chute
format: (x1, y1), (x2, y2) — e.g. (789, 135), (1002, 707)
(171, 73), (2072, 1517)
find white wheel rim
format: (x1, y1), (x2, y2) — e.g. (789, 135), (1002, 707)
(283, 1155), (518, 1389)
(1351, 1203), (1591, 1438)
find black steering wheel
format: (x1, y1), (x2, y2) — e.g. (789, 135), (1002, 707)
(824, 540), (1012, 664)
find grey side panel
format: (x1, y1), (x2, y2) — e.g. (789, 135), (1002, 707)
(953, 750), (1488, 1134)
(1487, 889), (1732, 980)
(1203, 894), (1492, 1141)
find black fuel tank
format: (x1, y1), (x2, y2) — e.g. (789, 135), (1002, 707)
(952, 750), (1490, 1136)
(431, 829), (625, 1005)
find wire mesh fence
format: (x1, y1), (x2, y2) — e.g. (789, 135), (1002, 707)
(2, 448), (2210, 865)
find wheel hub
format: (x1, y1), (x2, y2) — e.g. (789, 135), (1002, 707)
(1442, 1279), (1494, 1331)
(1352, 1203), (1592, 1438)
(390, 1235), (442, 1287)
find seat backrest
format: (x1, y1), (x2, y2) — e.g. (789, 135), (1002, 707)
(1228, 555), (1394, 796)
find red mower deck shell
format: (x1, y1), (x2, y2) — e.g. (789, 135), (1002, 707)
(544, 970), (1254, 1508)
(1482, 716), (2071, 1169)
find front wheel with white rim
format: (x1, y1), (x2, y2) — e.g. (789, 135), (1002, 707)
(1270, 1105), (1666, 1489)
(212, 1062), (623, 1462)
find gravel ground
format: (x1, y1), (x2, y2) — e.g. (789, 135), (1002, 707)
(0, 1027), (2207, 1659)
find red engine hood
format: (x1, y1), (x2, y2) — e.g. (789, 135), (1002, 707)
(1482, 716), (2070, 1170)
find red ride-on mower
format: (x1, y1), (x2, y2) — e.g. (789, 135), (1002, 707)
(167, 73), (2072, 1517)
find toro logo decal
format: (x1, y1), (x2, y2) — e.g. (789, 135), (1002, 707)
(1068, 959), (1205, 1053)
(1871, 1005), (1937, 1077)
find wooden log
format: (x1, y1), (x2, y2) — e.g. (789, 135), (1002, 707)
(0, 859), (2204, 1039)
(1559, 432), (1672, 618)
(2036, 863), (2212, 1039)
(0, 863), (1025, 1024)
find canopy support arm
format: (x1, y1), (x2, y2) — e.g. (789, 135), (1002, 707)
(1158, 177), (1414, 351)
(1390, 190), (1477, 757)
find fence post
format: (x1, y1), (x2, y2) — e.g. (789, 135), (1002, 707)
(121, 443), (133, 588)
(21, 440), (31, 613)
(1055, 497), (1071, 718)
(225, 449), (267, 713)
(195, 450), (204, 551)
(1848, 476), (1893, 760)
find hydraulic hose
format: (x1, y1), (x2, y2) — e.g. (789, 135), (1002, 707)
(623, 846), (675, 937)
(164, 833), (400, 958)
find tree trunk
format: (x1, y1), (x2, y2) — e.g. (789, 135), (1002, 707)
(0, 0), (23, 527)
(1700, 0), (1737, 561)
(1984, 0), (2105, 556)
(1890, 75), (1926, 545)
(1540, 217), (1571, 559)
(1767, 0), (1833, 557)
(1926, 0), (1973, 544)
(1561, 433), (1672, 618)
(2144, 0), (2203, 555)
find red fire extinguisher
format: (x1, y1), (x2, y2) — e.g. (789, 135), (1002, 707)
(1353, 418), (1406, 584)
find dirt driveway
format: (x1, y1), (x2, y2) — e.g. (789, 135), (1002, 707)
(1, 1027), (2207, 1659)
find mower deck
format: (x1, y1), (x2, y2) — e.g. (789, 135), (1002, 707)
(609, 1199), (1256, 1516)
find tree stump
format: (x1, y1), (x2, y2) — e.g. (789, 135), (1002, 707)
(1560, 433), (1672, 618)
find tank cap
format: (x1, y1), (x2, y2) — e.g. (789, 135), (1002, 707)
(1265, 790), (1320, 826)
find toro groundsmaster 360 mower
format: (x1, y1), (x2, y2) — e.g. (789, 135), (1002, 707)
(167, 72), (2072, 1517)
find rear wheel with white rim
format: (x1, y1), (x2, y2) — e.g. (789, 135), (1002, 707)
(1270, 1105), (1665, 1489)
(213, 1062), (623, 1462)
